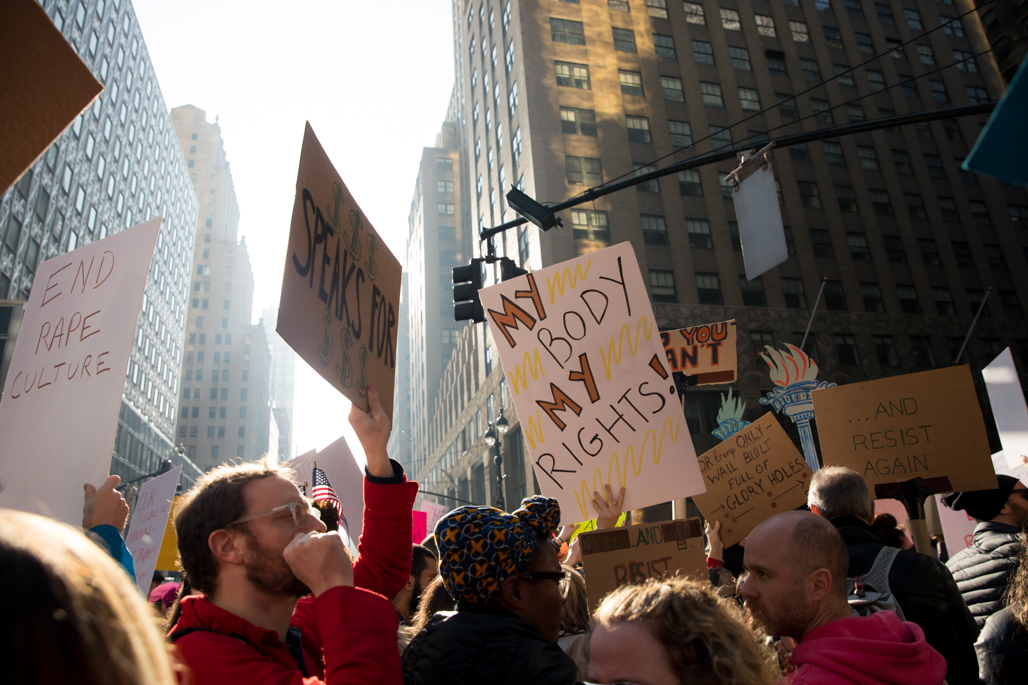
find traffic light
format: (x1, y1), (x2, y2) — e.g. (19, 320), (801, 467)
(453, 259), (485, 323)
(499, 257), (528, 282)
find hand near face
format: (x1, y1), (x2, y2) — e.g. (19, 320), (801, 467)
(592, 484), (626, 529)
(83, 475), (130, 532)
(283, 530), (355, 597)
(348, 385), (394, 478)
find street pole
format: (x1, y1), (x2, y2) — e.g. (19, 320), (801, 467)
(800, 278), (828, 354)
(955, 287), (992, 365)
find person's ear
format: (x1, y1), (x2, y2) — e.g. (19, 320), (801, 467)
(500, 575), (525, 610)
(405, 574), (416, 592)
(808, 568), (834, 601)
(209, 529), (245, 565)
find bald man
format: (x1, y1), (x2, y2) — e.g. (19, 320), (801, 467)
(740, 512), (946, 685)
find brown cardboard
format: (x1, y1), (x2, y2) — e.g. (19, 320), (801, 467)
(692, 413), (811, 547)
(277, 123), (401, 417)
(579, 518), (706, 611)
(660, 320), (737, 385)
(0, 0), (102, 194)
(812, 366), (997, 496)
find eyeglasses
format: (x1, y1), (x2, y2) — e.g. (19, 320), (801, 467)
(519, 570), (568, 583)
(229, 501), (311, 529)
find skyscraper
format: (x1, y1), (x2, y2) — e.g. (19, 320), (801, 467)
(171, 105), (273, 471)
(414, 0), (1028, 509)
(0, 0), (203, 489)
(263, 306), (297, 460)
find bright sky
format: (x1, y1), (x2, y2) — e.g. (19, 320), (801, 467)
(133, 1), (454, 461)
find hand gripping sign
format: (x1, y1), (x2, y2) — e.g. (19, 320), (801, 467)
(478, 242), (706, 526)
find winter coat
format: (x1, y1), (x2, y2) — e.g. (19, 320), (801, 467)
(831, 517), (980, 685)
(947, 521), (1022, 628)
(401, 604), (578, 685)
(975, 607), (1028, 685)
(782, 611), (947, 685)
(169, 463), (418, 685)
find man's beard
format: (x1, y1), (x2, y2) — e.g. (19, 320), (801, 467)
(242, 528), (311, 598)
(1008, 499), (1028, 529)
(408, 577), (424, 617)
(745, 594), (816, 640)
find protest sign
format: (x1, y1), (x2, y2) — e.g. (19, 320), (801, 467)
(420, 500), (449, 535)
(0, 0), (103, 194)
(479, 242), (706, 526)
(566, 512), (630, 544)
(579, 518), (706, 611)
(284, 434), (365, 544)
(692, 413), (810, 547)
(812, 366), (997, 496)
(412, 510), (428, 543)
(126, 466), (181, 596)
(993, 451), (1028, 483)
(982, 348), (1028, 471)
(278, 123), (402, 417)
(0, 218), (161, 526)
(155, 495), (184, 572)
(660, 320), (737, 385)
(731, 158), (789, 280)
(935, 494), (977, 552)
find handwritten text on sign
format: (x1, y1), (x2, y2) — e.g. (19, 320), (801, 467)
(126, 466), (181, 596)
(692, 413), (810, 547)
(812, 366), (997, 495)
(278, 123), (401, 417)
(479, 243), (705, 525)
(661, 319), (737, 385)
(0, 218), (161, 526)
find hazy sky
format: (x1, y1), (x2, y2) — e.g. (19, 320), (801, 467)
(133, 0), (455, 460)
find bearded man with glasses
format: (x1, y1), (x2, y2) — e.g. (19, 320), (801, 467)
(168, 386), (417, 685)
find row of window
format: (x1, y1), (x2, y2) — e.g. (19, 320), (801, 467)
(181, 386), (248, 401)
(176, 424), (247, 439)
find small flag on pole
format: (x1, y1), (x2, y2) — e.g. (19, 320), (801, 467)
(311, 463), (346, 531)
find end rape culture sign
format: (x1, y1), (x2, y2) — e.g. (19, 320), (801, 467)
(278, 123), (402, 417)
(812, 365), (997, 495)
(0, 218), (161, 526)
(479, 242), (706, 526)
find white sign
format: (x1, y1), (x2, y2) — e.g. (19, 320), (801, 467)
(284, 435), (365, 546)
(419, 500), (449, 536)
(126, 466), (181, 596)
(993, 451), (1028, 483)
(935, 493), (978, 553)
(732, 158), (788, 281)
(0, 218), (161, 525)
(983, 348), (1028, 471)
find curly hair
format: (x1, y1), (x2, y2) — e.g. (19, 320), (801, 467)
(593, 576), (778, 685)
(1005, 530), (1028, 629)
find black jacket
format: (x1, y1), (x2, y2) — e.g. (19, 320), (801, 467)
(832, 516), (981, 685)
(947, 522), (1022, 628)
(975, 607), (1028, 684)
(401, 604), (578, 685)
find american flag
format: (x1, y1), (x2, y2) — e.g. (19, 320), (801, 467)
(312, 466), (341, 511)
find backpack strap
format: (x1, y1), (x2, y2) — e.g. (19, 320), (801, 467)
(169, 625), (309, 676)
(866, 546), (904, 619)
(169, 626), (254, 647)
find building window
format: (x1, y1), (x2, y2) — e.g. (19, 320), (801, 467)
(634, 164), (659, 193)
(637, 214), (668, 245)
(609, 0), (630, 11)
(729, 46), (751, 71)
(812, 98), (832, 123)
(824, 281), (847, 311)
(984, 244), (1006, 271)
(1011, 204), (1028, 229)
(612, 27), (637, 52)
(967, 289), (990, 318)
(883, 235), (905, 262)
(933, 288), (955, 315)
(837, 187), (859, 213)
(755, 14), (776, 37)
(508, 82), (519, 115)
(512, 127), (522, 163)
(571, 209), (610, 243)
(848, 233), (870, 260)
(966, 86), (989, 105)
(626, 116), (652, 143)
(938, 197), (959, 222)
(800, 59), (821, 82)
(646, 0), (669, 18)
(897, 286), (921, 314)
(892, 150), (913, 174)
(619, 70), (643, 96)
(566, 156), (603, 185)
(738, 87), (760, 111)
(721, 8), (741, 30)
(696, 273), (722, 305)
(710, 126), (732, 146)
(777, 93), (797, 117)
(835, 334), (860, 365)
(560, 107), (597, 136)
(782, 278), (807, 309)
(916, 44), (935, 66)
(905, 8), (923, 29)
(823, 141), (845, 166)
(930, 80), (949, 103)
(847, 104), (866, 121)
(824, 27), (844, 50)
(654, 34), (676, 58)
(910, 336), (936, 369)
(874, 336), (899, 366)
(905, 194), (927, 219)
(650, 270), (677, 303)
(919, 239), (941, 266)
(551, 18), (585, 45)
(660, 76), (684, 102)
(669, 120), (693, 147)
(861, 283), (884, 312)
(798, 182), (821, 209)
(693, 40), (715, 65)
(876, 3), (894, 23)
(700, 82), (723, 107)
(768, 56), (788, 76)
(679, 218), (709, 248)
(437, 203), (455, 216)
(857, 146), (879, 170)
(835, 64), (855, 86)
(970, 201), (991, 226)
(684, 2), (705, 24)
(791, 21), (810, 42)
(923, 154), (944, 179)
(941, 16), (965, 38)
(790, 143), (810, 162)
(678, 169), (703, 196)
(953, 50), (977, 72)
(556, 61), (591, 89)
(740, 276), (767, 307)
(867, 70), (886, 92)
(437, 180), (454, 194)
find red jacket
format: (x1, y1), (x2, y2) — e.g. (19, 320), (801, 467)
(170, 473), (418, 685)
(781, 611), (947, 685)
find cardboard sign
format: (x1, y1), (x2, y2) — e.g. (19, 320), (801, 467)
(0, 218), (161, 525)
(812, 366), (997, 496)
(0, 0), (103, 194)
(692, 413), (810, 547)
(155, 495), (184, 572)
(579, 518), (706, 611)
(479, 243), (706, 526)
(126, 466), (182, 596)
(278, 123), (402, 417)
(982, 348), (1028, 471)
(420, 500), (449, 536)
(412, 510), (428, 544)
(660, 320), (737, 385)
(935, 494), (977, 552)
(732, 160), (789, 280)
(283, 434), (365, 545)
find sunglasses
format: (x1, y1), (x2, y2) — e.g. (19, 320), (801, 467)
(230, 501), (311, 529)
(519, 570), (568, 583)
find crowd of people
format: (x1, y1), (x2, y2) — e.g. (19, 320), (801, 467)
(2, 385), (1027, 684)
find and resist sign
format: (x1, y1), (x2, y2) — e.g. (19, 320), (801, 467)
(579, 518), (706, 611)
(278, 123), (402, 417)
(126, 466), (181, 596)
(692, 413), (810, 547)
(812, 366), (997, 495)
(661, 319), (737, 385)
(479, 243), (706, 525)
(0, 218), (161, 526)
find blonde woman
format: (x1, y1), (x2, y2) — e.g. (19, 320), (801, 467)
(0, 509), (181, 685)
(589, 576), (778, 685)
(557, 565), (590, 681)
